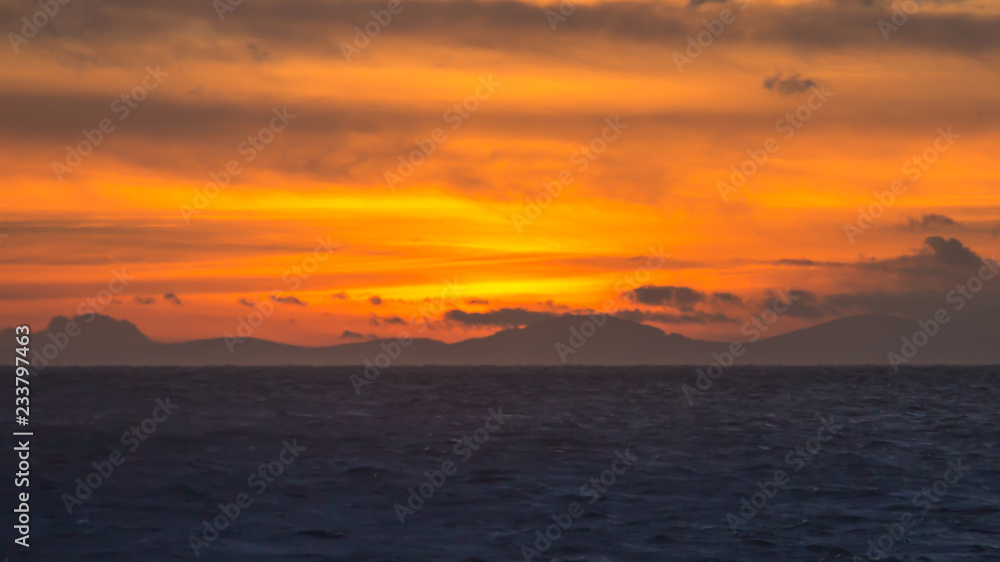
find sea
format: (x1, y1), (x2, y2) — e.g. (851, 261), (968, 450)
(5, 366), (999, 561)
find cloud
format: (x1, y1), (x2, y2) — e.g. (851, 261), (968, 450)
(769, 239), (999, 319)
(340, 330), (377, 341)
(270, 295), (307, 306)
(615, 308), (738, 324)
(238, 298), (256, 307)
(369, 314), (407, 327)
(906, 214), (962, 231)
(763, 72), (819, 96)
(369, 296), (382, 306)
(626, 286), (704, 310)
(625, 285), (743, 310)
(332, 292), (348, 299)
(711, 292), (743, 304)
(772, 259), (846, 268)
(863, 236), (984, 276)
(467, 298), (489, 304)
(247, 43), (271, 63)
(765, 290), (827, 319)
(163, 293), (182, 305)
(444, 307), (557, 327)
(823, 283), (1000, 318)
(537, 299), (576, 311)
(133, 296), (156, 305)
(920, 236), (983, 268)
(774, 237), (987, 278)
(823, 289), (947, 317)
(9, 0), (1000, 70)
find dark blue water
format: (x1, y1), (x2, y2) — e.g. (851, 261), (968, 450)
(5, 366), (1000, 561)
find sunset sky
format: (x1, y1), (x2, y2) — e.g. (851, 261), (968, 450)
(1, 0), (998, 345)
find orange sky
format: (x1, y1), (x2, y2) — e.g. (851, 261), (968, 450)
(1, 0), (999, 344)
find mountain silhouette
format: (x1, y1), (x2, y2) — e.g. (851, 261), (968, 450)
(4, 311), (999, 368)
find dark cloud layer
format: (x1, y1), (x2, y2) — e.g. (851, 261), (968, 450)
(630, 238), (998, 324)
(906, 214), (962, 231)
(369, 314), (407, 327)
(626, 285), (743, 310)
(444, 307), (557, 327)
(767, 290), (827, 319)
(863, 236), (985, 276)
(772, 238), (998, 319)
(763, 72), (819, 96)
(773, 258), (847, 268)
(339, 330), (376, 341)
(4, 0), (998, 63)
(616, 308), (737, 324)
(776, 237), (988, 278)
(270, 294), (306, 306)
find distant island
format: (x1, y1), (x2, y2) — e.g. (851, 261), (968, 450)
(5, 311), (999, 369)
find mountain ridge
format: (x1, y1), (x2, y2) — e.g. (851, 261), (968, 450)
(4, 310), (998, 368)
